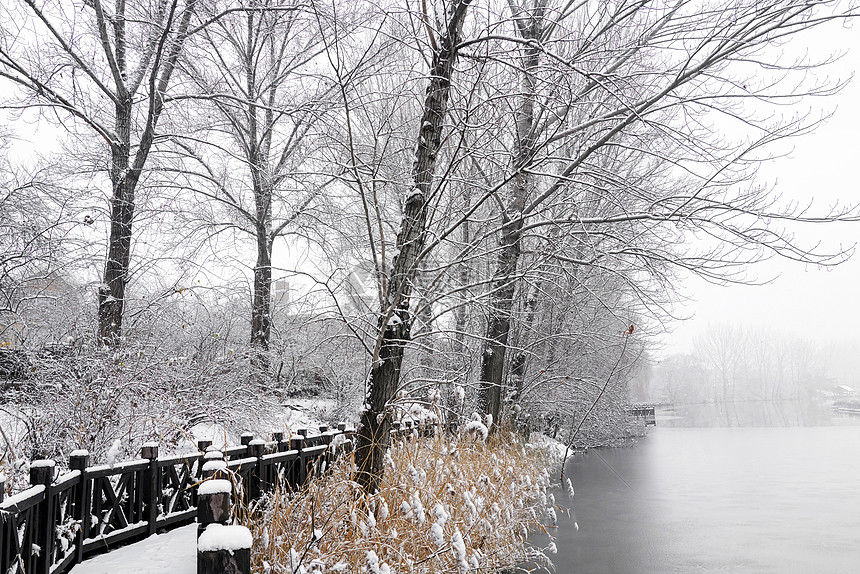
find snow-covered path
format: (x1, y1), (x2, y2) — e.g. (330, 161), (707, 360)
(73, 525), (196, 574)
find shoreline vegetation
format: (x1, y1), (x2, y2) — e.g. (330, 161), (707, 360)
(243, 430), (561, 574)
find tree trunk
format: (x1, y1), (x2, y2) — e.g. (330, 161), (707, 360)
(509, 281), (541, 403)
(251, 230), (272, 353)
(353, 0), (473, 493)
(98, 98), (133, 345)
(477, 5), (542, 424)
(249, 172), (273, 375)
(477, 214), (523, 425)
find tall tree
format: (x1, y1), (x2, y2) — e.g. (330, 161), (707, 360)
(475, 0), (858, 423)
(170, 0), (337, 362)
(351, 0), (474, 493)
(0, 0), (196, 344)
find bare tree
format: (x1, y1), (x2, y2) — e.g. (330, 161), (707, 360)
(468, 0), (858, 423)
(0, 0), (197, 344)
(348, 0), (475, 493)
(165, 0), (341, 364)
(310, 0), (858, 489)
(0, 138), (96, 346)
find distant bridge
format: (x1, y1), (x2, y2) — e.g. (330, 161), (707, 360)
(628, 403), (658, 426)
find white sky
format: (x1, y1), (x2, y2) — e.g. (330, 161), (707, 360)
(659, 17), (860, 357)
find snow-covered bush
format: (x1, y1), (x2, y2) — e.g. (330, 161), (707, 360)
(0, 343), (289, 493)
(244, 431), (559, 573)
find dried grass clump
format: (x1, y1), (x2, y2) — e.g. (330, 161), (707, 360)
(246, 431), (558, 573)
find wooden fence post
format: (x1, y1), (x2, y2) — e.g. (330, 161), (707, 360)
(343, 424), (355, 455)
(197, 479), (251, 574)
(204, 447), (224, 461)
(240, 432), (254, 446)
(141, 442), (159, 536)
(197, 479), (231, 532)
(296, 430), (310, 481)
(197, 525), (252, 574)
(69, 450), (90, 565)
(318, 426), (333, 473)
(248, 439), (265, 500)
(195, 441), (212, 479)
(29, 459), (55, 486)
(289, 434), (304, 486)
(272, 432), (286, 453)
(202, 459), (228, 480)
(30, 459), (55, 574)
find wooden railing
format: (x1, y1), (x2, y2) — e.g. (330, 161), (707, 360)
(0, 423), (354, 574)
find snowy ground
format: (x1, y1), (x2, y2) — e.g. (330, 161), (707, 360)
(74, 525), (196, 574)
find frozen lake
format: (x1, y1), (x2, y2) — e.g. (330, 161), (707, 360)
(544, 408), (860, 573)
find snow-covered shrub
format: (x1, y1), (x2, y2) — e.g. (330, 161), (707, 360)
(0, 343), (291, 492)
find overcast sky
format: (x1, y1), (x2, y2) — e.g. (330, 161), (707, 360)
(660, 17), (860, 358)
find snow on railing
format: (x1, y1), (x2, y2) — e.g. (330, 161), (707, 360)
(0, 423), (357, 574)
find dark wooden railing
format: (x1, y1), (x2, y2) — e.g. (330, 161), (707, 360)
(0, 423), (354, 574)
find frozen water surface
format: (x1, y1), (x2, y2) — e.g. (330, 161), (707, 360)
(542, 411), (860, 574)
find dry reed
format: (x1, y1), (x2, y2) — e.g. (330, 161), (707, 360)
(244, 430), (558, 573)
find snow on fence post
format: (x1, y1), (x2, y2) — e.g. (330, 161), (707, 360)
(240, 432), (254, 446)
(31, 459), (56, 574)
(69, 450), (90, 564)
(197, 479), (251, 574)
(202, 447), (228, 480)
(141, 442), (160, 536)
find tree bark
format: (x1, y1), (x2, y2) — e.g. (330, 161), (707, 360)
(251, 230), (273, 353)
(353, 0), (472, 494)
(509, 281), (541, 404)
(98, 97), (133, 344)
(477, 2), (542, 424)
